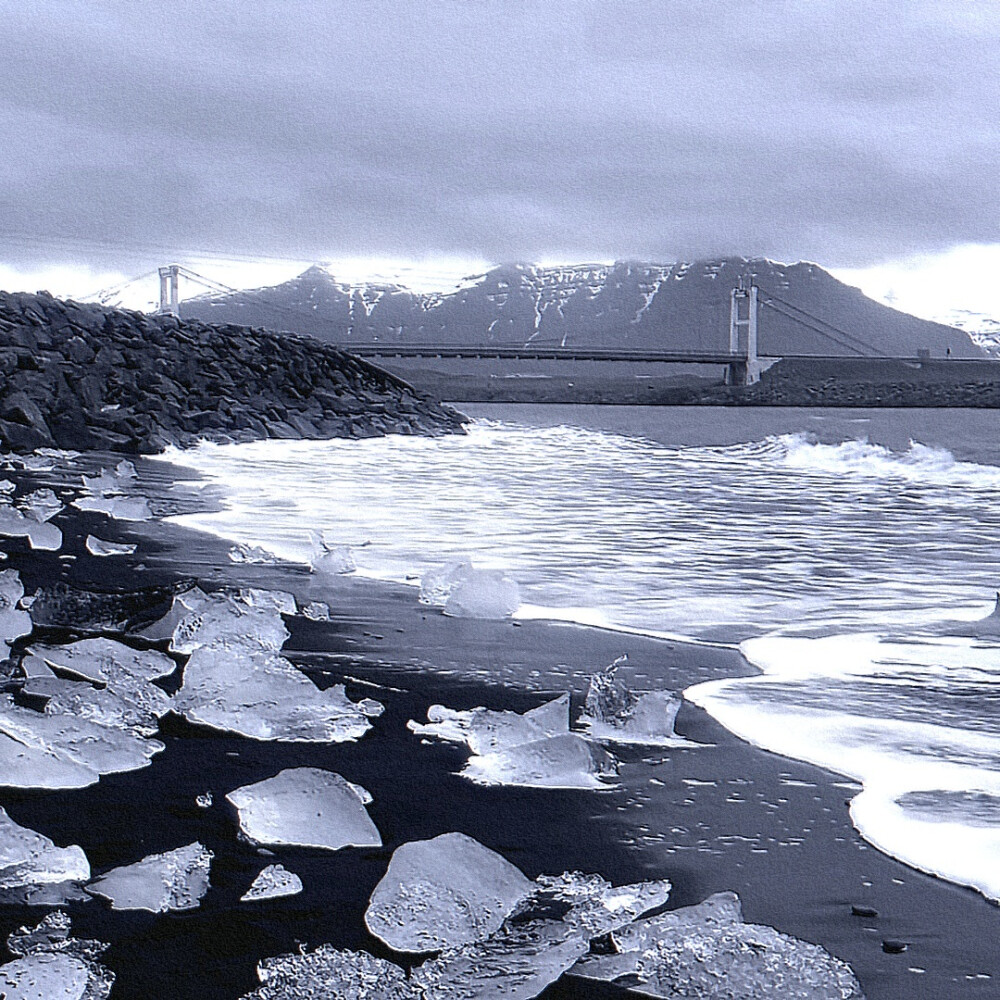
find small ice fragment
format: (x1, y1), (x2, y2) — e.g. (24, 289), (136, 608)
(0, 807), (90, 895)
(85, 535), (137, 557)
(15, 455), (55, 471)
(30, 637), (176, 683)
(423, 562), (520, 619)
(0, 479), (14, 493)
(195, 791), (213, 809)
(72, 495), (152, 521)
(241, 946), (418, 1000)
(240, 864), (303, 902)
(135, 585), (208, 641)
(365, 833), (533, 953)
(238, 588), (297, 615)
(86, 842), (213, 912)
(411, 917), (589, 1000)
(0, 569), (33, 656)
(0, 952), (92, 999)
(81, 469), (121, 494)
(0, 507), (62, 550)
(466, 694), (570, 755)
(19, 488), (62, 522)
(228, 542), (278, 564)
(115, 460), (137, 481)
(226, 768), (381, 851)
(170, 593), (290, 654)
(309, 531), (355, 575)
(462, 733), (617, 789)
(581, 657), (683, 745)
(301, 600), (331, 621)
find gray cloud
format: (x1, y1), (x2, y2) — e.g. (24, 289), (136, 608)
(1, 0), (997, 273)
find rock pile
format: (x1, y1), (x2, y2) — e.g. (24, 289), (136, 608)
(0, 290), (466, 454)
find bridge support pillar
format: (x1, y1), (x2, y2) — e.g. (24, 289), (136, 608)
(726, 282), (763, 386)
(158, 265), (180, 317)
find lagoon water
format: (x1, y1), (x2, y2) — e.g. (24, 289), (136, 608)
(163, 405), (1000, 905)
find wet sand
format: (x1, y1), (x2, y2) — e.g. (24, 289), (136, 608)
(0, 455), (998, 998)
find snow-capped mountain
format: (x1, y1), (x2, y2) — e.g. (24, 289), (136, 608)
(180, 258), (983, 359)
(931, 308), (1000, 357)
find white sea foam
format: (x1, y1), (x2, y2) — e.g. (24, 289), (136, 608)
(687, 632), (1000, 901)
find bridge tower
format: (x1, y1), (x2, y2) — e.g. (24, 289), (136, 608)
(727, 279), (764, 386)
(157, 265), (180, 317)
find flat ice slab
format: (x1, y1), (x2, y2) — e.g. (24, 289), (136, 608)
(0, 807), (89, 901)
(241, 864), (303, 903)
(462, 733), (617, 789)
(86, 842), (213, 913)
(226, 768), (382, 851)
(85, 535), (137, 557)
(365, 833), (534, 953)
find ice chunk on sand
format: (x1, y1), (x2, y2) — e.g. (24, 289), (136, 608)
(462, 733), (617, 789)
(0, 952), (93, 1000)
(534, 870), (673, 938)
(176, 644), (377, 741)
(365, 833), (533, 953)
(0, 808), (89, 900)
(580, 657), (684, 745)
(238, 588), (297, 615)
(228, 542), (279, 564)
(135, 585), (208, 641)
(0, 696), (163, 788)
(240, 945), (419, 1000)
(570, 891), (864, 999)
(410, 917), (589, 1000)
(31, 637), (176, 684)
(85, 535), (136, 557)
(226, 768), (381, 851)
(0, 569), (33, 656)
(19, 488), (62, 522)
(72, 494), (152, 521)
(170, 592), (290, 654)
(309, 531), (356, 575)
(419, 561), (521, 619)
(241, 864), (303, 902)
(408, 695), (570, 755)
(301, 600), (330, 621)
(86, 842), (213, 912)
(0, 507), (62, 550)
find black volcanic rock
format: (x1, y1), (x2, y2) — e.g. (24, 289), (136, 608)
(0, 291), (466, 454)
(181, 258), (982, 359)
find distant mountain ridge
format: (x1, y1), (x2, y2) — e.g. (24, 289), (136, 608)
(180, 258), (983, 359)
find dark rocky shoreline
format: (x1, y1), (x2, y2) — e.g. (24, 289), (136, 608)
(0, 291), (466, 455)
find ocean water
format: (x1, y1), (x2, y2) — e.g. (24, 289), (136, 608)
(159, 405), (1000, 903)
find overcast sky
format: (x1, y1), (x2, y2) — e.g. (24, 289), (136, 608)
(1, 1), (998, 310)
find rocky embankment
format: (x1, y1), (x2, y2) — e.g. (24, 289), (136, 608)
(0, 291), (466, 454)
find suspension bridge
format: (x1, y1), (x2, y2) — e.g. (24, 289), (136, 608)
(88, 264), (930, 387)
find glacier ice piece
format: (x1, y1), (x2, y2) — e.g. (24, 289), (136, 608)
(301, 600), (331, 621)
(86, 842), (213, 912)
(534, 870), (673, 938)
(241, 945), (419, 1000)
(0, 807), (89, 900)
(226, 768), (381, 851)
(581, 657), (683, 745)
(175, 643), (377, 741)
(0, 569), (33, 657)
(241, 864), (303, 902)
(135, 585), (209, 640)
(570, 891), (864, 999)
(410, 917), (589, 1000)
(85, 535), (137, 557)
(408, 695), (570, 756)
(19, 488), (62, 522)
(309, 531), (356, 575)
(462, 733), (617, 789)
(30, 637), (176, 684)
(420, 561), (521, 619)
(0, 507), (62, 550)
(238, 588), (297, 615)
(195, 791), (213, 809)
(0, 696), (163, 788)
(0, 952), (92, 1000)
(365, 833), (533, 953)
(228, 542), (279, 564)
(170, 592), (290, 654)
(72, 494), (152, 521)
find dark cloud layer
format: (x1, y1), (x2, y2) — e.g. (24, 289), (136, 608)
(1, 0), (997, 272)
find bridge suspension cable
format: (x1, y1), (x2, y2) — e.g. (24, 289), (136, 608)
(758, 290), (885, 358)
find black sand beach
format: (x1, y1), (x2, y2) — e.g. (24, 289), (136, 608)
(0, 454), (997, 999)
